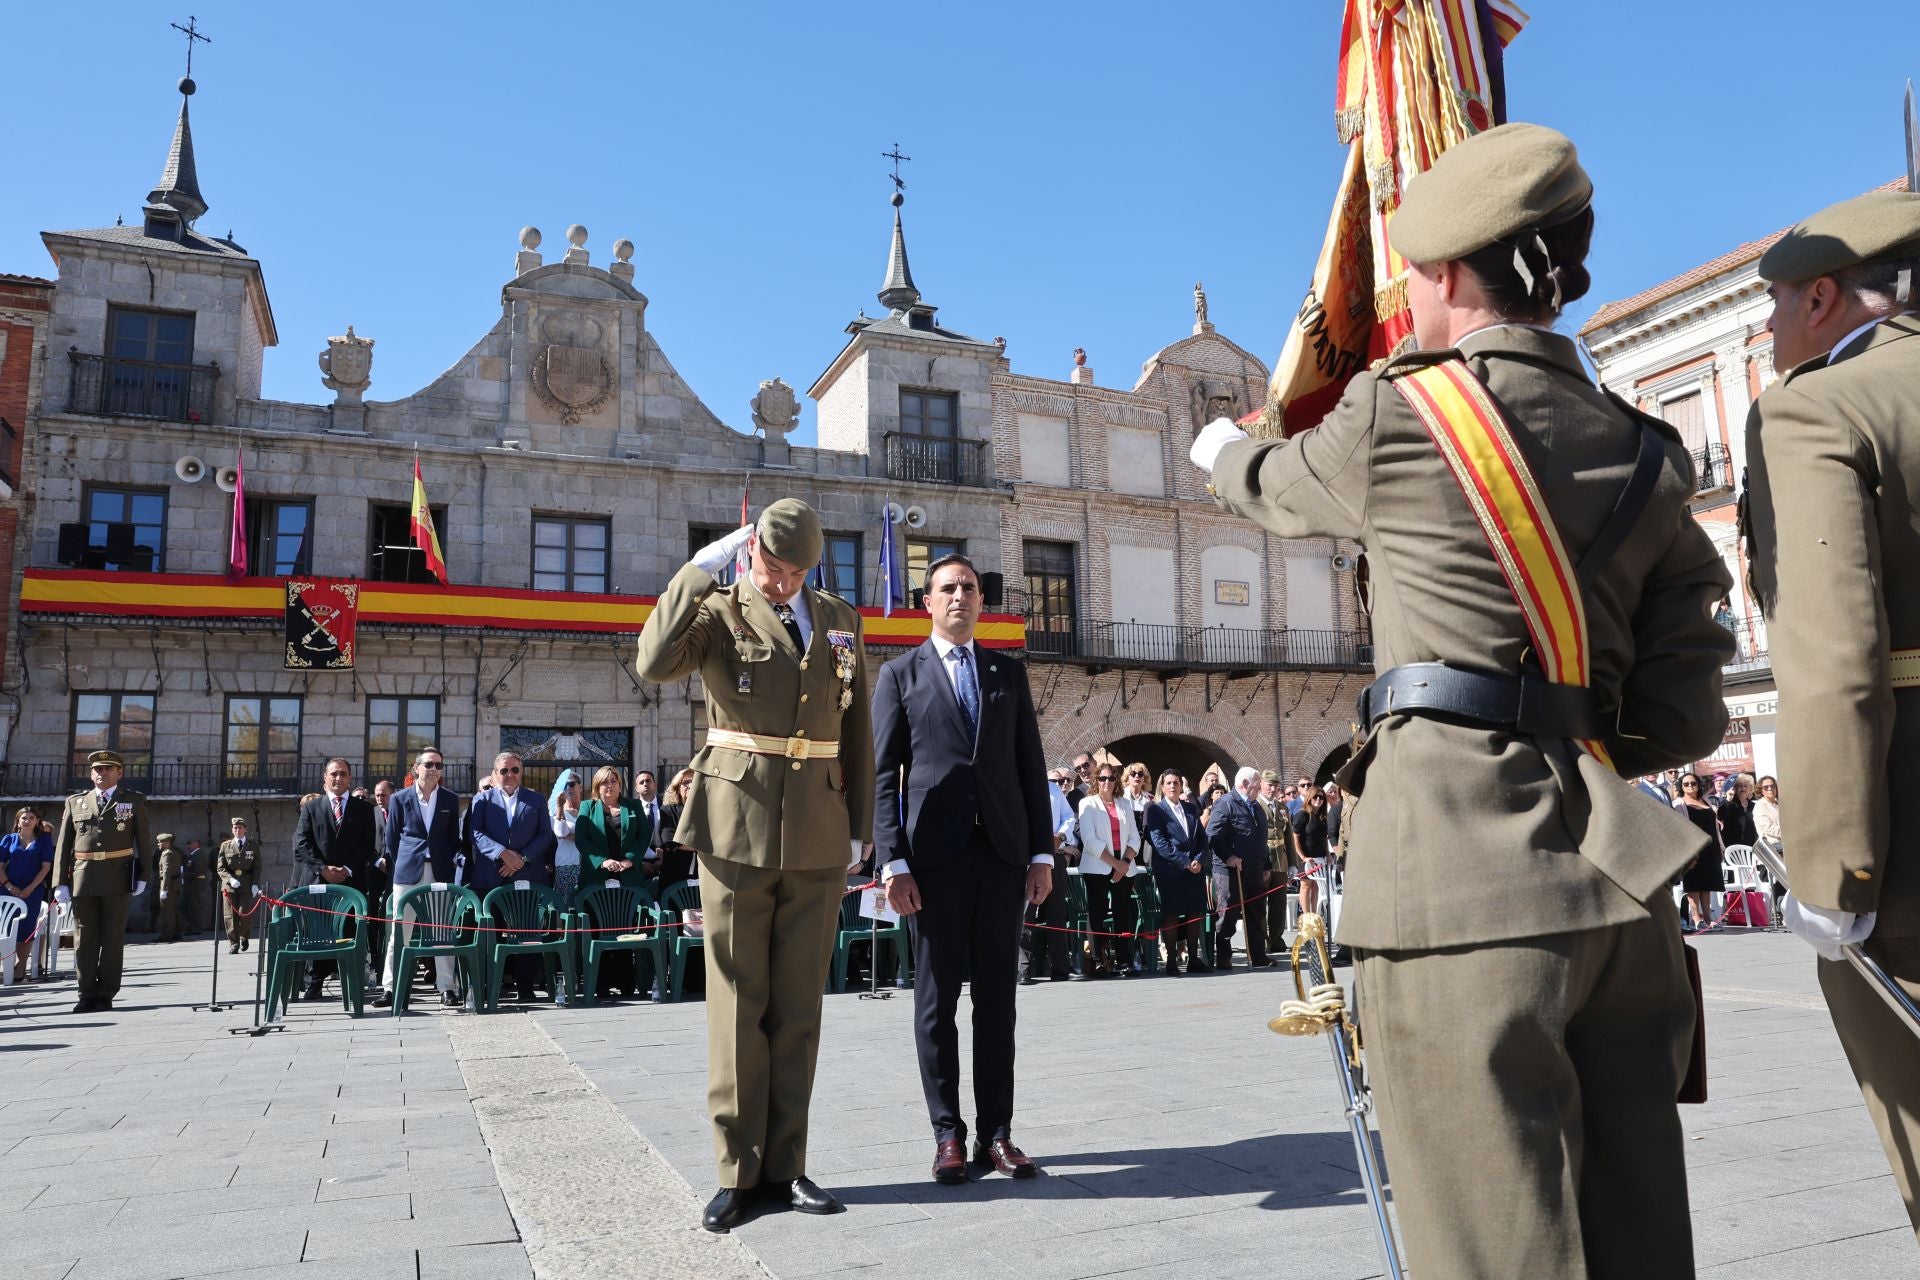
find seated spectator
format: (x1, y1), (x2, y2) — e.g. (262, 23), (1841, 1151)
(576, 765), (654, 999)
(548, 769), (585, 905)
(1, 806), (52, 977)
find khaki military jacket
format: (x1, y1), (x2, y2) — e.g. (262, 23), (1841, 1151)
(52, 788), (154, 899)
(1745, 314), (1920, 934)
(156, 843), (183, 891)
(217, 838), (258, 893)
(1212, 326), (1732, 950)
(636, 561), (875, 872)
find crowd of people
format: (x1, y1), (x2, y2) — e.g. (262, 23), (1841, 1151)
(1635, 768), (1783, 933)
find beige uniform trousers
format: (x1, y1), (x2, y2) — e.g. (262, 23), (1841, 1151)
(1819, 936), (1920, 1242)
(1356, 892), (1696, 1280)
(697, 853), (844, 1189)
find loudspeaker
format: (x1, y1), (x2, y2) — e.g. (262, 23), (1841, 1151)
(56, 522), (90, 566)
(980, 571), (1004, 610)
(104, 522), (136, 563)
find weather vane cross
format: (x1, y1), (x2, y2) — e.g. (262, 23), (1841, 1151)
(171, 15), (211, 78)
(882, 142), (911, 194)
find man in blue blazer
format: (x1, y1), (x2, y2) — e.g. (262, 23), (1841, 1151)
(375, 746), (466, 1008)
(873, 554), (1054, 1186)
(468, 751), (557, 1002)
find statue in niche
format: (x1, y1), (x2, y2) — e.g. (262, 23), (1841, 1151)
(1192, 378), (1243, 429)
(751, 377), (799, 440)
(318, 325), (374, 404)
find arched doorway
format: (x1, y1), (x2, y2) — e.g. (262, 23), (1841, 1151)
(1314, 742), (1351, 786)
(1101, 733), (1240, 791)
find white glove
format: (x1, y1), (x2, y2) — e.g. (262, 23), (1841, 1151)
(847, 839), (866, 873)
(1783, 895), (1875, 962)
(54, 886), (71, 905)
(226, 876), (240, 890)
(1188, 417), (1250, 474)
(692, 524), (754, 577)
(159, 890), (169, 900)
(251, 885), (263, 898)
(133, 881), (147, 897)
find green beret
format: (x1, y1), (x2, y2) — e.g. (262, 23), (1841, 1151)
(86, 750), (124, 769)
(1390, 123), (1593, 265)
(755, 498), (824, 571)
(1260, 770), (1281, 783)
(1758, 190), (1920, 284)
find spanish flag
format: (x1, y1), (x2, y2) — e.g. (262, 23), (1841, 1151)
(410, 457), (447, 585)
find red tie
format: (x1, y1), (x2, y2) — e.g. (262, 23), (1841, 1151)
(332, 795), (344, 826)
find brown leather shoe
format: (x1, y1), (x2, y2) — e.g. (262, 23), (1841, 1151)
(973, 1137), (1037, 1178)
(932, 1137), (969, 1184)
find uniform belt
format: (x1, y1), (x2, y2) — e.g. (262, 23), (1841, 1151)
(75, 848), (135, 862)
(1892, 648), (1920, 688)
(1356, 662), (1602, 740)
(706, 728), (841, 760)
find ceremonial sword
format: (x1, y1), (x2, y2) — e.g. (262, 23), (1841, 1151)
(1751, 839), (1920, 1040)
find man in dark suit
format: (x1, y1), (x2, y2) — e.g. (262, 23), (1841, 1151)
(1020, 768), (1079, 985)
(873, 554), (1054, 1186)
(468, 750), (557, 1001)
(374, 746), (465, 1009)
(1206, 767), (1273, 969)
(293, 757), (379, 1001)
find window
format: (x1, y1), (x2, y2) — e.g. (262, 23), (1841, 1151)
(101, 307), (197, 420)
(1023, 540), (1077, 655)
(83, 485), (166, 572)
(499, 725), (632, 802)
(900, 390), (957, 438)
(109, 307), (194, 365)
(1660, 392), (1707, 453)
(533, 515), (610, 593)
(69, 692), (156, 784)
(368, 502), (447, 584)
(906, 538), (965, 597)
(245, 498), (313, 577)
(689, 524), (741, 585)
(367, 696), (439, 787)
(819, 533), (862, 606)
(224, 695), (302, 789)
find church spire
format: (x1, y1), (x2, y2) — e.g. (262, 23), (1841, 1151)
(147, 76), (208, 226)
(877, 191), (920, 315)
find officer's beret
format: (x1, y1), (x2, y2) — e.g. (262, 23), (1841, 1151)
(755, 498), (824, 571)
(1758, 190), (1920, 284)
(1260, 770), (1281, 783)
(230, 817), (247, 827)
(1390, 123), (1593, 265)
(156, 833), (174, 843)
(86, 749), (124, 768)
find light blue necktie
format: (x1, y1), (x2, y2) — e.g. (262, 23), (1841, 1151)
(950, 646), (980, 739)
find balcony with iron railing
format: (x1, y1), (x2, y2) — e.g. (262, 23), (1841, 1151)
(882, 432), (995, 488)
(1692, 442), (1734, 499)
(67, 349), (220, 423)
(1020, 615), (1374, 673)
(0, 758), (479, 801)
(1721, 616), (1770, 681)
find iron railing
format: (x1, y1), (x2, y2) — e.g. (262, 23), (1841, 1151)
(0, 758), (478, 801)
(1721, 616), (1769, 678)
(1692, 442), (1734, 497)
(1022, 618), (1374, 672)
(883, 432), (994, 488)
(67, 349), (220, 423)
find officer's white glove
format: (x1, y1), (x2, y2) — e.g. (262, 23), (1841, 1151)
(159, 890), (169, 900)
(133, 881), (147, 897)
(226, 876), (241, 890)
(54, 886), (71, 905)
(250, 885), (263, 898)
(692, 524), (754, 577)
(1188, 417), (1249, 474)
(848, 839), (865, 873)
(1783, 895), (1875, 962)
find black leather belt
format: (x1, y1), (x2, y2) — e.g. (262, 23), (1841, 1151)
(1356, 662), (1603, 740)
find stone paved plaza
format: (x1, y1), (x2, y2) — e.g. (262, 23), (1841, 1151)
(3, 927), (1913, 1279)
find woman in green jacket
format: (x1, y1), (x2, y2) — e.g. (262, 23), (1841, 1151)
(575, 765), (655, 998)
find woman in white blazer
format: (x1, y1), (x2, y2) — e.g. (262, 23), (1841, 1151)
(1076, 765), (1138, 978)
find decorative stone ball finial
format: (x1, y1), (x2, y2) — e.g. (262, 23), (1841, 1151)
(179, 76), (196, 96)
(520, 226), (542, 250)
(1073, 347), (1087, 368)
(613, 239), (634, 263)
(566, 224), (589, 248)
(891, 191), (904, 209)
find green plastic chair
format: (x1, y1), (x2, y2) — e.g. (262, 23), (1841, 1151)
(1133, 874), (1164, 973)
(481, 883), (573, 1012)
(268, 884), (368, 1019)
(391, 882), (485, 1016)
(660, 881), (706, 1003)
(830, 886), (910, 993)
(574, 883), (668, 1004)
(1065, 871), (1091, 975)
(260, 901), (300, 1021)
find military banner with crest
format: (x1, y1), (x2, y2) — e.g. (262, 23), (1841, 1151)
(285, 578), (359, 670)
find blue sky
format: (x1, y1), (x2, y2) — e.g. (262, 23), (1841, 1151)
(7, 3), (1917, 445)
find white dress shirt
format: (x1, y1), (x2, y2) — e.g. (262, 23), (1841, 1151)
(756, 583), (813, 650)
(413, 783), (440, 834)
(1829, 316), (1885, 364)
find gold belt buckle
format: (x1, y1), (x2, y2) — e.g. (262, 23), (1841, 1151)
(784, 736), (808, 760)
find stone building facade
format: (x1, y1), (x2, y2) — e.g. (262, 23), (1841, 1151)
(0, 78), (1370, 897)
(0, 273), (52, 743)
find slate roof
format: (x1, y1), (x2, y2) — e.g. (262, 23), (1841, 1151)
(44, 223), (253, 261)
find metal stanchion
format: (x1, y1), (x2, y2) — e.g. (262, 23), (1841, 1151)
(230, 890), (284, 1037)
(192, 901), (227, 1012)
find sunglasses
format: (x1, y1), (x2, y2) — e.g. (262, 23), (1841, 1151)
(1096, 775), (1116, 783)
(498, 767), (521, 775)
(1682, 781), (1699, 788)
(419, 761), (444, 770)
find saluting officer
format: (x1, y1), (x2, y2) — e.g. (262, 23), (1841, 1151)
(1744, 188), (1920, 1245)
(1192, 124), (1734, 1276)
(636, 498), (874, 1234)
(51, 750), (155, 1014)
(153, 833), (183, 942)
(217, 817), (260, 953)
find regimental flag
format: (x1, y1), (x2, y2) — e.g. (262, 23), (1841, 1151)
(227, 447), (248, 577)
(284, 578), (359, 670)
(410, 457), (447, 585)
(1260, 0), (1528, 437)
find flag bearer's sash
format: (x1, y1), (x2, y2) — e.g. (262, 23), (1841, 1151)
(1388, 358), (1614, 769)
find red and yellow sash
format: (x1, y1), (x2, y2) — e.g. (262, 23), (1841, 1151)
(1390, 359), (1613, 769)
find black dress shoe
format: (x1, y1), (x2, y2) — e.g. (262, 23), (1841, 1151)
(71, 997), (98, 1014)
(702, 1187), (752, 1233)
(1019, 975), (1037, 986)
(370, 991), (393, 1008)
(301, 984), (324, 1002)
(1050, 973), (1074, 982)
(515, 986), (537, 1003)
(783, 1176), (842, 1214)
(441, 990), (461, 1008)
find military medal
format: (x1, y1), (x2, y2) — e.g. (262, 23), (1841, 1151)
(737, 671), (752, 694)
(826, 629), (857, 710)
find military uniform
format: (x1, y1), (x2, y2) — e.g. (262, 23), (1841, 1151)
(1744, 188), (1920, 1243)
(635, 500), (875, 1211)
(180, 841), (211, 934)
(153, 835), (183, 942)
(1257, 783), (1289, 953)
(1200, 125), (1732, 1276)
(51, 756), (155, 1009)
(217, 827), (259, 950)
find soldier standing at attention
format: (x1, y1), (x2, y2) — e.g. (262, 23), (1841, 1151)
(51, 750), (155, 1014)
(181, 838), (211, 935)
(636, 498), (874, 1234)
(1743, 188), (1920, 1244)
(217, 817), (260, 953)
(153, 833), (183, 942)
(1191, 124), (1733, 1277)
